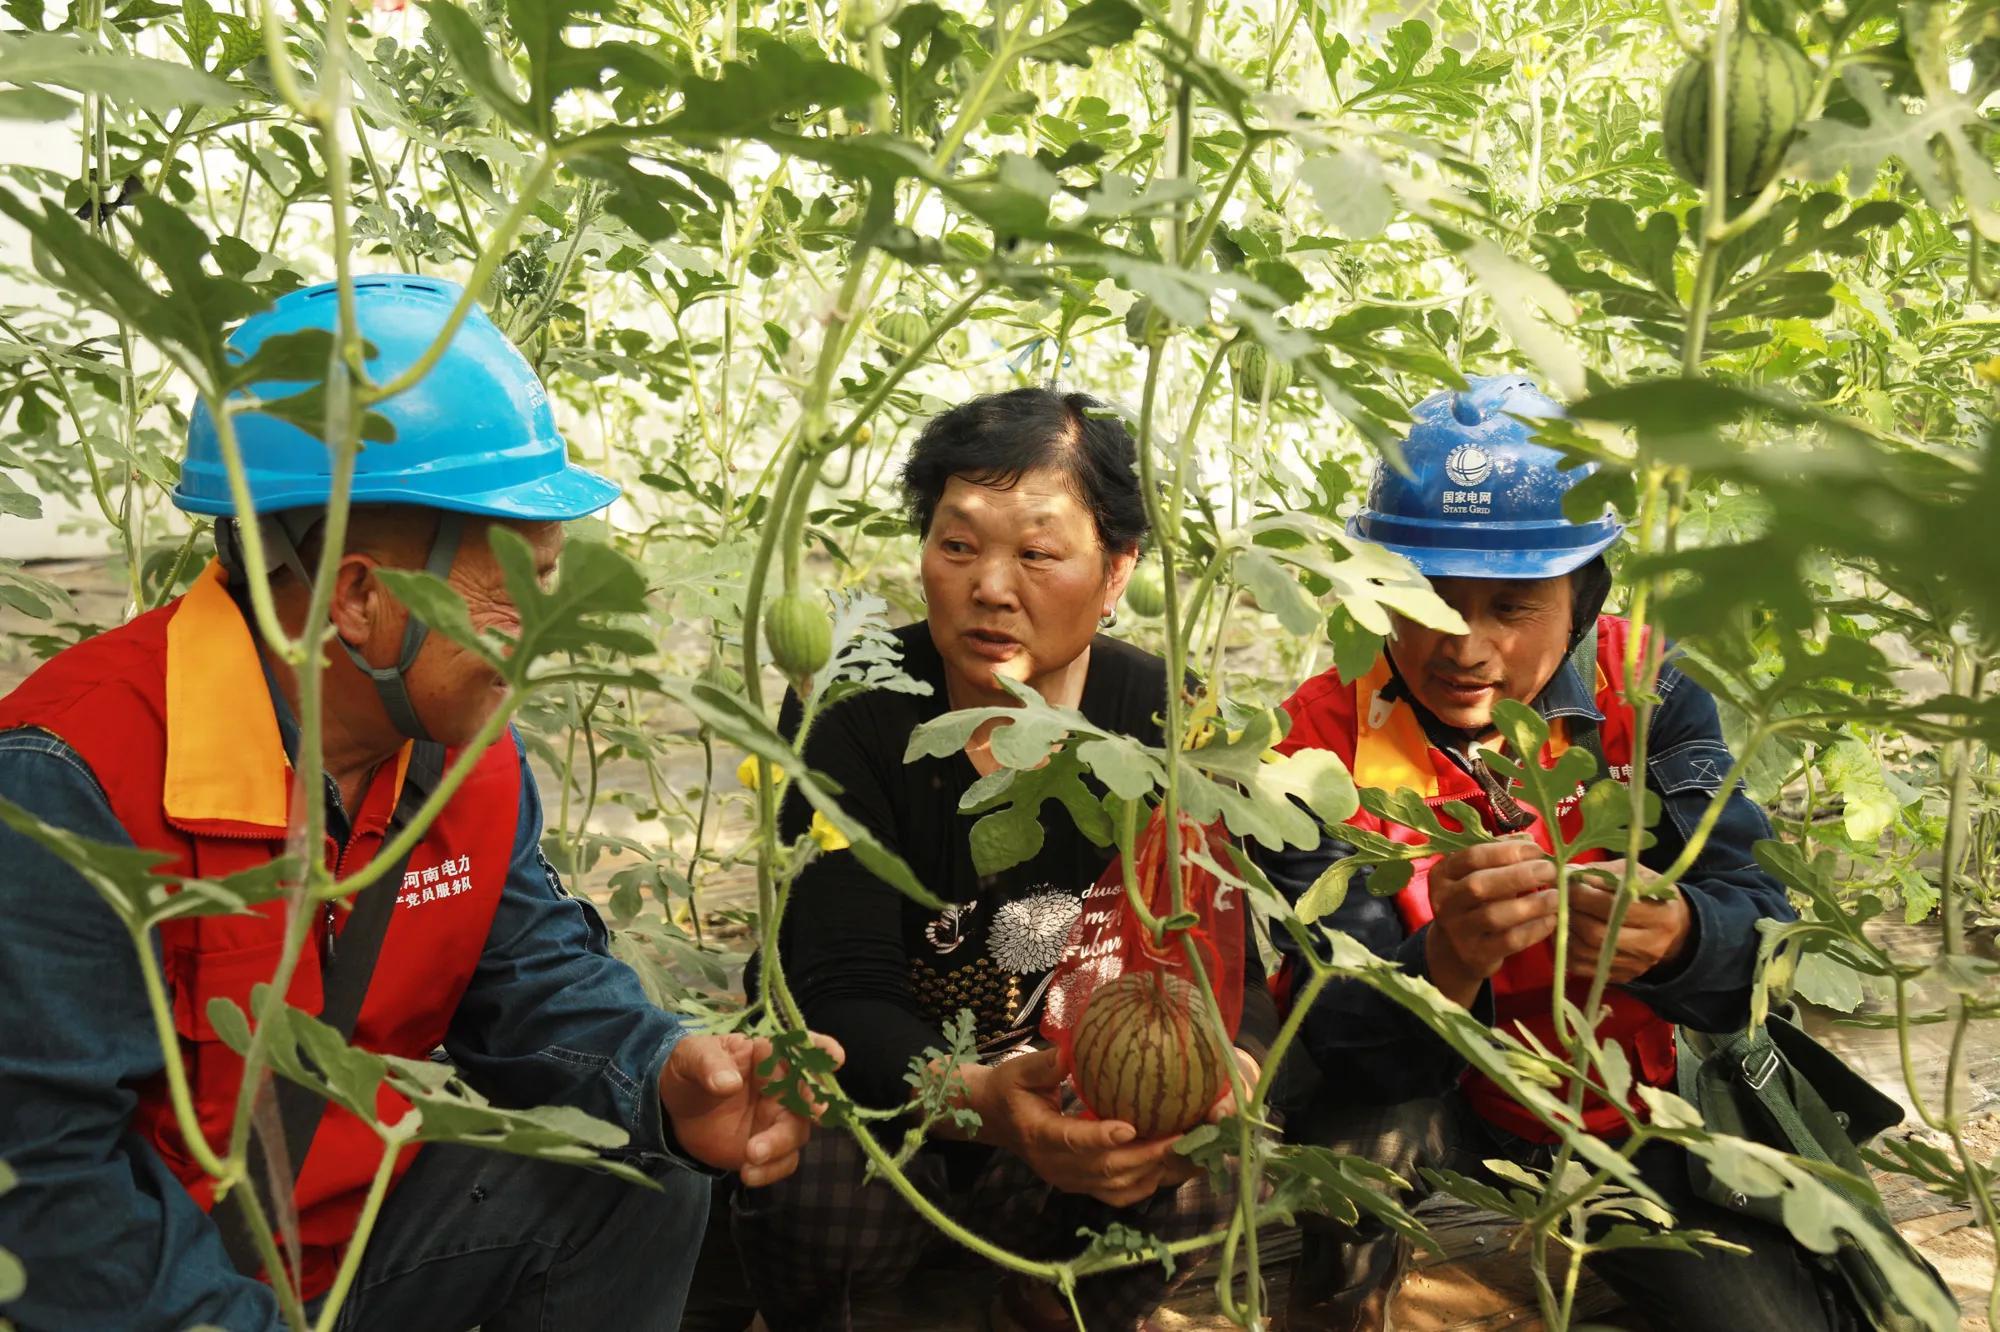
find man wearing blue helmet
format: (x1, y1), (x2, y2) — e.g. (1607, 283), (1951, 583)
(0, 276), (835, 1331)
(1256, 378), (1850, 1330)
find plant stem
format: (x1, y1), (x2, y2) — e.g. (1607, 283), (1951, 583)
(351, 110), (411, 272)
(1891, 973), (1938, 1128)
(151, 520), (210, 609)
(1116, 795), (1164, 936)
(368, 154), (558, 403)
(1180, 933), (1261, 1328)
(1933, 649), (2000, 1326)
(684, 729), (715, 945)
(323, 694), (526, 898)
(569, 685), (608, 881)
(1182, 141), (1255, 267)
(1531, 1228), (1562, 1327)
(513, 181), (600, 341)
(133, 926), (232, 1180)
(309, 1138), (403, 1332)
(258, 0), (312, 115)
(1133, 346), (1186, 921)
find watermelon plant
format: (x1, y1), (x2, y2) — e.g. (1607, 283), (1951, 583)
(0, 0), (1997, 1328)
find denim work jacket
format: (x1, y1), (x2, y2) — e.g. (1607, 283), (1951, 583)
(1254, 652), (1796, 1107)
(0, 684), (697, 1332)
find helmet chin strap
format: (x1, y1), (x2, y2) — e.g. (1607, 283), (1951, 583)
(220, 508), (468, 744)
(335, 511), (466, 743)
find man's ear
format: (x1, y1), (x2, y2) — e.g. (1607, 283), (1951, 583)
(326, 552), (386, 649)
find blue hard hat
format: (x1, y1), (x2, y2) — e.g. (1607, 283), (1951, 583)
(177, 274), (619, 521)
(1348, 374), (1622, 579)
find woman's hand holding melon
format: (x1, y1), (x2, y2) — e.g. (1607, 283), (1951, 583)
(949, 1044), (1260, 1204)
(952, 1048), (1184, 1206)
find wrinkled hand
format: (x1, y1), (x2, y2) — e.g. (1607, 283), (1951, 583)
(1424, 838), (1559, 1006)
(977, 1047), (1186, 1207)
(1566, 861), (1692, 984)
(658, 1031), (845, 1188)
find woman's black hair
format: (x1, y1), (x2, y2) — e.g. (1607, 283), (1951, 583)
(899, 387), (1149, 554)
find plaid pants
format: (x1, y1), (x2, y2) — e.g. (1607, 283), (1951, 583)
(730, 1125), (1232, 1331)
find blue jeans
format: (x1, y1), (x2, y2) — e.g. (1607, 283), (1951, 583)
(310, 1142), (710, 1332)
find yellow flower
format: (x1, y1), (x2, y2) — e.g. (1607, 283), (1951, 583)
(737, 755), (786, 790)
(1977, 356), (2000, 387)
(808, 811), (850, 852)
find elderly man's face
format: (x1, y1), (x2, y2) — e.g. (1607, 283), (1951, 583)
(919, 470), (1133, 707)
(409, 519), (561, 745)
(329, 516), (561, 748)
(1386, 575), (1572, 733)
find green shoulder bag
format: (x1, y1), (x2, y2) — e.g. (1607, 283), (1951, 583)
(1676, 1008), (1958, 1332)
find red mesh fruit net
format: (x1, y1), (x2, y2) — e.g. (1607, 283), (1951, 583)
(1039, 808), (1244, 1112)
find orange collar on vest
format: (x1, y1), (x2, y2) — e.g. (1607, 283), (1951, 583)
(163, 561), (292, 830)
(1352, 657), (1438, 797)
(164, 563), (418, 836)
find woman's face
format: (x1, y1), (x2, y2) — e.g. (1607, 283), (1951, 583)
(920, 468), (1135, 706)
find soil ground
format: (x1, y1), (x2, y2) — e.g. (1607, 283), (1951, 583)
(3, 557), (1996, 1329)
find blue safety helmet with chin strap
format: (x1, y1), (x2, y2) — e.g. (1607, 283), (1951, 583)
(1349, 374), (1622, 580)
(177, 274), (621, 742)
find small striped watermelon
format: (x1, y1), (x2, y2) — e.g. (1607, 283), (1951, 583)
(1124, 561), (1166, 618)
(1661, 32), (1815, 198)
(1230, 341), (1293, 403)
(875, 310), (930, 359)
(764, 592), (832, 681)
(1071, 972), (1228, 1139)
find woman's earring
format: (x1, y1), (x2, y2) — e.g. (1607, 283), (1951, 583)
(1099, 608), (1118, 629)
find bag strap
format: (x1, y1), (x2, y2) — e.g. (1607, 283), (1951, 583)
(1730, 1028), (1839, 1167)
(216, 741), (446, 1277)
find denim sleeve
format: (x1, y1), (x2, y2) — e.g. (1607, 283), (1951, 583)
(442, 735), (704, 1168)
(0, 729), (281, 1332)
(1620, 663), (1797, 1033)
(1255, 834), (1494, 1105)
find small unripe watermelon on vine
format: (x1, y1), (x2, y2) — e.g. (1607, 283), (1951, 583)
(703, 654), (744, 697)
(1661, 33), (1815, 198)
(764, 592), (833, 682)
(1124, 297), (1170, 347)
(1230, 341), (1293, 402)
(1071, 972), (1227, 1140)
(875, 311), (930, 358)
(1124, 562), (1167, 618)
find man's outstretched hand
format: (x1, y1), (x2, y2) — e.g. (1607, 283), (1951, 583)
(658, 1031), (845, 1188)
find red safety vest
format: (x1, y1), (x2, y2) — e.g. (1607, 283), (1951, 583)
(1275, 614), (1676, 1141)
(0, 562), (520, 1299)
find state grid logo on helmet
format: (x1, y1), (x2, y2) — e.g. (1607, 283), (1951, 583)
(1441, 441), (1495, 515)
(1444, 444), (1492, 488)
